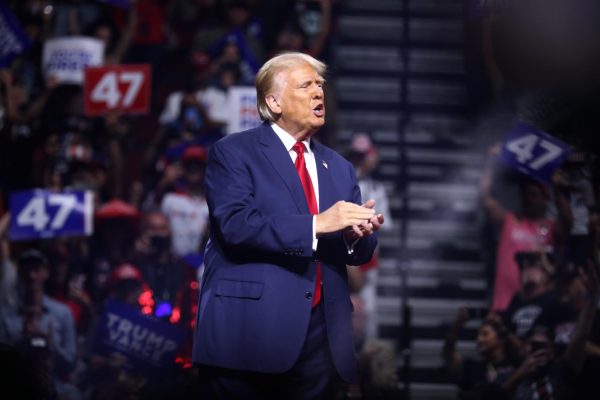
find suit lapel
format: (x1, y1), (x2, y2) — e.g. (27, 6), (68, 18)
(259, 123), (309, 213)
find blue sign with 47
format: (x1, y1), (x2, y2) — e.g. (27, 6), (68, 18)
(9, 189), (94, 241)
(501, 122), (571, 183)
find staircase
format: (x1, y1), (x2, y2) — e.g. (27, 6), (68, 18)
(334, 1), (489, 399)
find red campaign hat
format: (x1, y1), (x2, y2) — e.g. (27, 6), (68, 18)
(108, 263), (144, 286)
(182, 145), (207, 162)
(95, 199), (140, 220)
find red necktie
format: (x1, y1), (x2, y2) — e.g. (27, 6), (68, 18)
(292, 142), (321, 307)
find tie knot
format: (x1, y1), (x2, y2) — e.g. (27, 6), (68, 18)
(292, 142), (306, 155)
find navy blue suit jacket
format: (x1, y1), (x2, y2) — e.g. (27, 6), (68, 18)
(192, 122), (377, 383)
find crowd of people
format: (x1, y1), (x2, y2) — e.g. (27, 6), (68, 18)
(0, 1), (342, 399)
(442, 144), (600, 399)
(1, 1), (600, 400)
(442, 0), (600, 398)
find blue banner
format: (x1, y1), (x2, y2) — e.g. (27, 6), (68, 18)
(9, 189), (94, 241)
(93, 300), (186, 376)
(501, 122), (571, 183)
(0, 1), (32, 67)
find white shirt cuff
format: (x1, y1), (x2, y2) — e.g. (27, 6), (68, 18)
(312, 215), (318, 251)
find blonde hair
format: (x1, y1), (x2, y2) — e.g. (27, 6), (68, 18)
(255, 52), (327, 122)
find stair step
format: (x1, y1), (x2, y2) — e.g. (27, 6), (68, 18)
(408, 80), (468, 106)
(380, 324), (480, 342)
(338, 16), (404, 41)
(409, 48), (466, 75)
(335, 2), (482, 396)
(338, 110), (403, 130)
(401, 383), (458, 400)
(406, 148), (484, 165)
(377, 298), (488, 326)
(336, 46), (403, 72)
(335, 77), (401, 103)
(378, 258), (485, 280)
(377, 281), (486, 300)
(344, 0), (463, 17)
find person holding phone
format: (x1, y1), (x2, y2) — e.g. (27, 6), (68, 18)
(503, 261), (600, 399)
(501, 250), (558, 344)
(442, 306), (518, 396)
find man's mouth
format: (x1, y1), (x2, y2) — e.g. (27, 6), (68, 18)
(313, 104), (325, 117)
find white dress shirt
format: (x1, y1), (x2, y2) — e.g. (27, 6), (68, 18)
(271, 122), (361, 255)
(271, 122), (319, 251)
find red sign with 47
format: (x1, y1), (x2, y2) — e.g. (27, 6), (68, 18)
(84, 64), (151, 116)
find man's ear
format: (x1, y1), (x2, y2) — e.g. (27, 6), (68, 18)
(265, 94), (282, 116)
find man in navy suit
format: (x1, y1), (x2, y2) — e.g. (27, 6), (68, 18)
(192, 52), (384, 399)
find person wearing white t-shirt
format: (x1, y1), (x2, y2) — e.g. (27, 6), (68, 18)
(160, 146), (210, 257)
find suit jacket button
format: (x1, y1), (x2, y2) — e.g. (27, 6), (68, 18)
(305, 291), (312, 300)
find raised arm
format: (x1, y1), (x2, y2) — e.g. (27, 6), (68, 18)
(442, 306), (469, 382)
(480, 143), (507, 226)
(564, 261), (600, 374)
(550, 169), (574, 244)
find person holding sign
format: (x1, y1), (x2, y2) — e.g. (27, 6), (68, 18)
(192, 52), (384, 399)
(480, 144), (573, 312)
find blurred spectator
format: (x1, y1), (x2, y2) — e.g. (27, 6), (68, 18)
(0, 69), (60, 192)
(0, 248), (79, 400)
(82, 262), (147, 400)
(168, 0), (221, 48)
(443, 306), (518, 395)
(160, 145), (209, 257)
(269, 0), (332, 59)
(536, 251), (600, 360)
(480, 144), (573, 311)
(350, 294), (399, 399)
(89, 199), (140, 303)
(193, 0), (263, 85)
(500, 251), (558, 346)
(131, 210), (197, 327)
(158, 66), (229, 131)
(503, 261), (600, 399)
(346, 132), (392, 340)
(44, 240), (95, 336)
(75, 3), (138, 65)
(0, 213), (18, 310)
(548, 152), (597, 267)
(117, 0), (168, 67)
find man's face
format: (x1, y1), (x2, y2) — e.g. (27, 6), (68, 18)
(184, 161), (205, 185)
(143, 213), (171, 253)
(273, 63), (325, 139)
(476, 323), (501, 355)
(521, 264), (549, 295)
(20, 263), (49, 292)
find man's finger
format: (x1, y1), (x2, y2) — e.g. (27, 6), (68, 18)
(361, 199), (376, 209)
(360, 221), (373, 235)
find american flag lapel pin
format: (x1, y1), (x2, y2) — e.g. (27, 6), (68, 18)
(322, 160), (328, 169)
